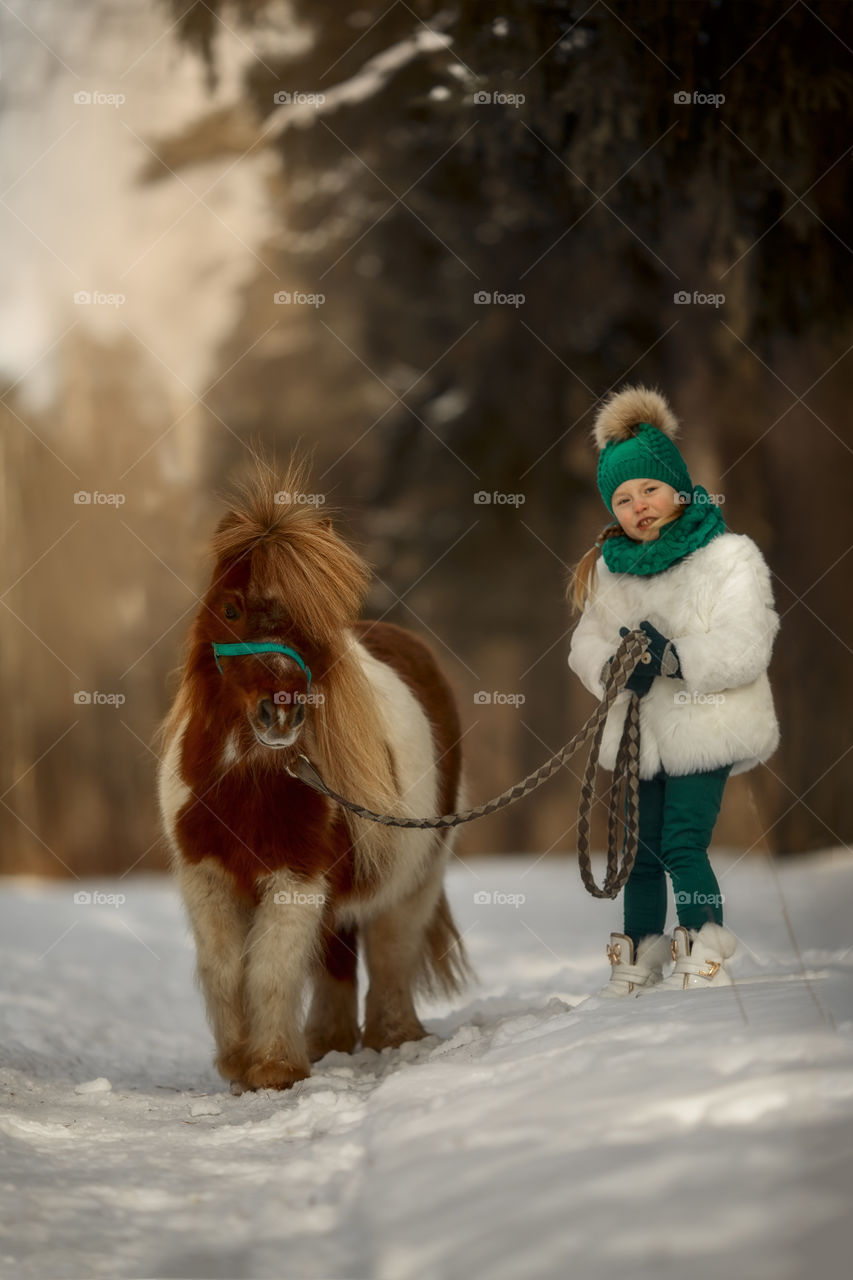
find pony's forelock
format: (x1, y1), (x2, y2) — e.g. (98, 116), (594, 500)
(209, 456), (370, 646)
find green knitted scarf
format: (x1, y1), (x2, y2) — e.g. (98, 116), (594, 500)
(600, 484), (726, 576)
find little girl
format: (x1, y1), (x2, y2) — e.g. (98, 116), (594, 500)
(567, 385), (781, 995)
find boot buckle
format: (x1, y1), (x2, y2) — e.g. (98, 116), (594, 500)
(699, 960), (721, 979)
(670, 938), (679, 962)
(606, 942), (622, 965)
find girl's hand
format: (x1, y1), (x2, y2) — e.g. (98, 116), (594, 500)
(617, 644), (656, 697)
(618, 621), (683, 686)
(602, 641), (655, 698)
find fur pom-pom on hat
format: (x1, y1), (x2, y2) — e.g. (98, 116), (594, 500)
(592, 385), (679, 452)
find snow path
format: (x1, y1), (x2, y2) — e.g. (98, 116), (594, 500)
(1, 852), (852, 1280)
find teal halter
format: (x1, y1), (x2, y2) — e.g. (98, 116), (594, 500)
(212, 642), (312, 685)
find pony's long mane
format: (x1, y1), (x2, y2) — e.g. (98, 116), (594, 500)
(210, 455), (403, 880)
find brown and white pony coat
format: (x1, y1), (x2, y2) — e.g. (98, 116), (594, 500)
(157, 460), (470, 1092)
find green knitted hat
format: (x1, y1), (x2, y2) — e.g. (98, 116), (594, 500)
(593, 385), (693, 514)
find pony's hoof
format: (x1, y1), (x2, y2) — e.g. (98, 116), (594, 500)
(244, 1058), (310, 1091)
(307, 1023), (359, 1062)
(216, 1047), (250, 1083)
(362, 1020), (428, 1052)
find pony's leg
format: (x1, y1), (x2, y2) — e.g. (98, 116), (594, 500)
(362, 859), (444, 1052)
(175, 858), (253, 1083)
(241, 870), (327, 1091)
(305, 923), (359, 1061)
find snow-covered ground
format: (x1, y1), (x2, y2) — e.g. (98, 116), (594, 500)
(2, 850), (852, 1280)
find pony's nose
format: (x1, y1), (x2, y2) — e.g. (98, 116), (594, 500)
(257, 698), (276, 729)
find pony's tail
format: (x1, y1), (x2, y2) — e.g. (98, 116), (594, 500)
(417, 889), (474, 998)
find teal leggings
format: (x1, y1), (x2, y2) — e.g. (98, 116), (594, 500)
(623, 763), (731, 947)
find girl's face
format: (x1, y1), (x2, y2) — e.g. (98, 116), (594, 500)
(611, 478), (682, 541)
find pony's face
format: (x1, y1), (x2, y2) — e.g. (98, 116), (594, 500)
(203, 580), (321, 752)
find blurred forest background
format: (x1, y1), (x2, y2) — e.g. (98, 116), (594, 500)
(2, 0), (851, 877)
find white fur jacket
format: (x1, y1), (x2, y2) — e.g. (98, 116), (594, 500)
(568, 532), (781, 779)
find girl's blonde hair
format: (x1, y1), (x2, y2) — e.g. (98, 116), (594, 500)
(566, 523), (622, 616)
(566, 505), (687, 616)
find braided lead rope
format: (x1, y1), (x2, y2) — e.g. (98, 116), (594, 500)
(285, 631), (650, 898)
(577, 679), (642, 898)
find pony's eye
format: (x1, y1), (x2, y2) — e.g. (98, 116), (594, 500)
(223, 603), (240, 621)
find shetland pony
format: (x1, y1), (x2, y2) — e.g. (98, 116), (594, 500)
(157, 457), (471, 1092)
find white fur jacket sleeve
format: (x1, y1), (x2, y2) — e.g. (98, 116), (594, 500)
(568, 532), (781, 779)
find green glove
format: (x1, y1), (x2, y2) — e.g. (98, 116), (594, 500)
(599, 649), (654, 698)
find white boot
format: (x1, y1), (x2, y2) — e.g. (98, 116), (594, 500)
(658, 923), (737, 990)
(599, 932), (670, 997)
